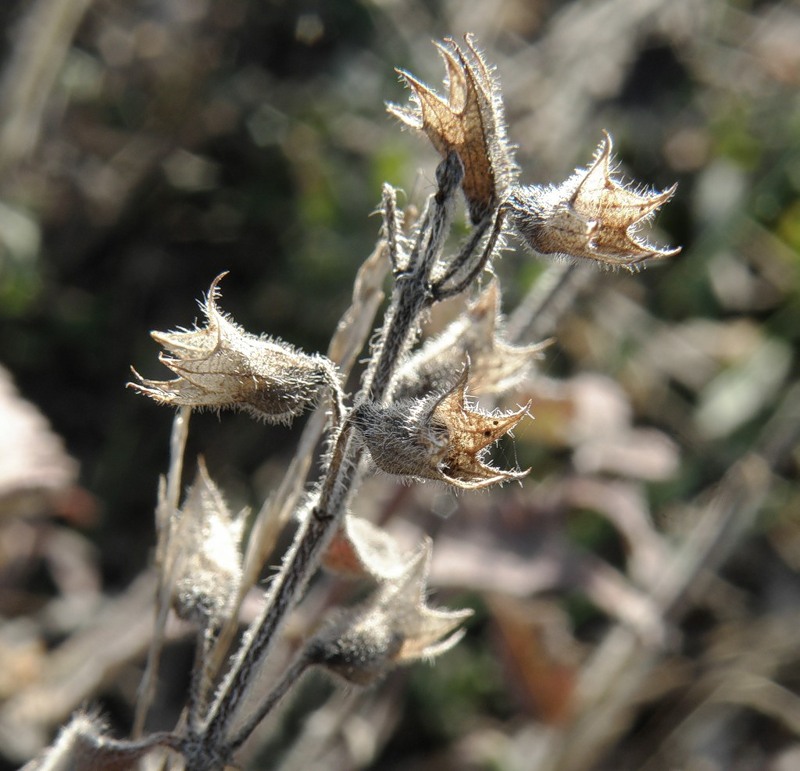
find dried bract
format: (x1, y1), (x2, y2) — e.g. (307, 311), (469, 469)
(308, 542), (472, 686)
(394, 281), (548, 398)
(323, 514), (418, 581)
(129, 274), (341, 424)
(352, 364), (530, 489)
(507, 132), (680, 270)
(388, 35), (515, 224)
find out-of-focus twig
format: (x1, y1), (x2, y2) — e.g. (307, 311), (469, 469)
(506, 262), (591, 343)
(0, 0), (94, 171)
(134, 407), (191, 737)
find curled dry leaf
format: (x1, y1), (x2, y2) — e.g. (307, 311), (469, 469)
(129, 274), (341, 424)
(508, 132), (680, 269)
(388, 35), (516, 223)
(352, 363), (530, 489)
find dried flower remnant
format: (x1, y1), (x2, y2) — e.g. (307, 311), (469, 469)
(164, 458), (244, 628)
(508, 132), (680, 270)
(352, 364), (530, 489)
(129, 274), (342, 424)
(388, 35), (515, 223)
(26, 711), (180, 771)
(308, 541), (472, 686)
(394, 281), (549, 399)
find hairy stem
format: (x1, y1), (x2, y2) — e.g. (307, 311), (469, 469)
(364, 151), (462, 402)
(198, 151), (497, 756)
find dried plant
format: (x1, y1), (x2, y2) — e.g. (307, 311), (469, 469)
(24, 35), (682, 771)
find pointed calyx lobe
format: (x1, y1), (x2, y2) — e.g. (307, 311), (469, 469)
(388, 35), (515, 224)
(507, 132), (680, 270)
(352, 364), (530, 490)
(129, 274), (341, 424)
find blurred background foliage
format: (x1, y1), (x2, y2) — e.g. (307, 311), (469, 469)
(0, 0), (799, 769)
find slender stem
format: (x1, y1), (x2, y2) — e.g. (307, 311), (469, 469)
(201, 506), (339, 746)
(365, 274), (431, 403)
(433, 213), (491, 287)
(134, 406), (191, 738)
(431, 205), (506, 301)
(201, 422), (355, 744)
(506, 261), (591, 343)
(226, 652), (311, 753)
(87, 730), (184, 763)
(364, 151), (462, 402)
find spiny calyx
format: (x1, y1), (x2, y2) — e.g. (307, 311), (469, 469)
(508, 132), (680, 270)
(308, 541), (472, 686)
(129, 273), (341, 424)
(394, 281), (549, 399)
(388, 35), (516, 224)
(352, 363), (530, 489)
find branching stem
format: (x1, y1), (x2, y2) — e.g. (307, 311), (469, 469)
(197, 149), (502, 756)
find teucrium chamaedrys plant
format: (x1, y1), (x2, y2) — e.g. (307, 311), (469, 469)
(29, 35), (679, 771)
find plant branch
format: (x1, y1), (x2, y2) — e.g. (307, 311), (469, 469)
(225, 651), (311, 754)
(196, 150), (489, 757)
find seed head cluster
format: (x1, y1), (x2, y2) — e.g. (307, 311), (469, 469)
(72, 34), (684, 771)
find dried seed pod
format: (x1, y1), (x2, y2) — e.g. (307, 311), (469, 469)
(308, 541), (472, 686)
(165, 458), (244, 629)
(394, 281), (549, 399)
(508, 132), (680, 270)
(388, 35), (516, 224)
(352, 363), (530, 489)
(130, 274), (342, 424)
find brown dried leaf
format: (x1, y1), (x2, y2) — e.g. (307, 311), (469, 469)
(0, 365), (78, 521)
(488, 595), (578, 724)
